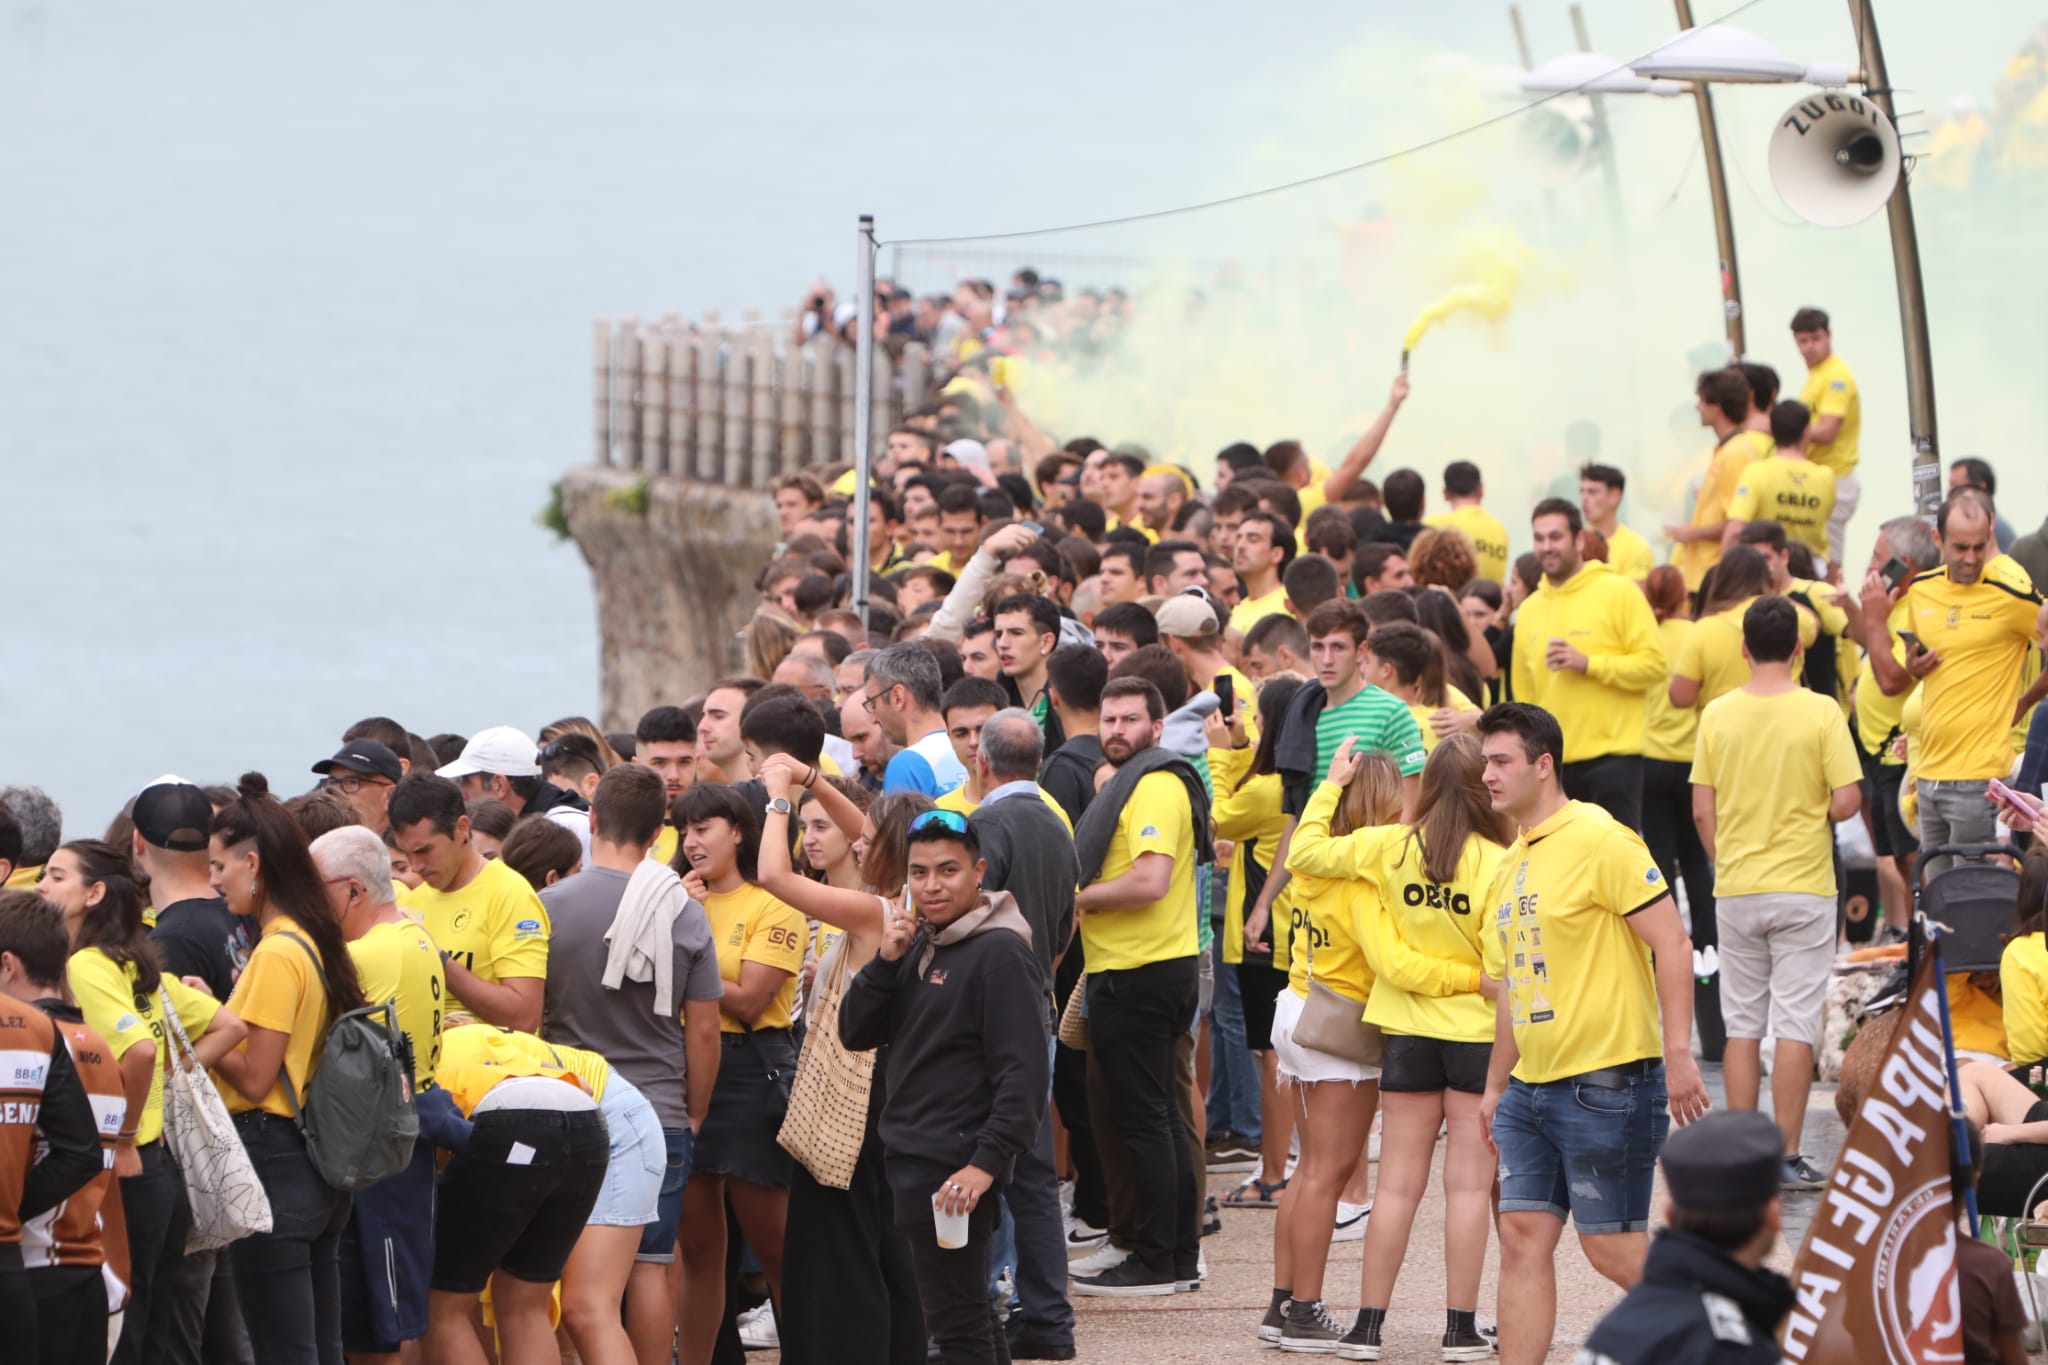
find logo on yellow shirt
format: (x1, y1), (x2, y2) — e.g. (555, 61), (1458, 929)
(452, 909), (473, 933)
(513, 919), (543, 939)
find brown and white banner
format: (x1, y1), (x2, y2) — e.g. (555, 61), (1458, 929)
(1782, 954), (1964, 1364)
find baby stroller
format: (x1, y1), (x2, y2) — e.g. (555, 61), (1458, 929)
(1918, 842), (2025, 974)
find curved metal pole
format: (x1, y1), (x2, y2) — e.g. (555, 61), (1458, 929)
(1673, 0), (1746, 360)
(1846, 0), (1941, 516)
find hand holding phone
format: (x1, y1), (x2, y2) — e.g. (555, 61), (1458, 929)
(1215, 673), (1236, 720)
(1879, 557), (1912, 592)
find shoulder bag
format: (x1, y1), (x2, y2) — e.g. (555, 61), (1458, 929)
(159, 992), (272, 1252)
(1289, 910), (1384, 1067)
(776, 932), (876, 1189)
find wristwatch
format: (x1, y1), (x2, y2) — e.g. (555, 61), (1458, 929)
(766, 797), (794, 816)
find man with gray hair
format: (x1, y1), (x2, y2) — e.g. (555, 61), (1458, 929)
(968, 708), (1079, 1360)
(772, 651), (836, 703)
(0, 785), (60, 889)
(863, 643), (966, 797)
(310, 825), (449, 1360)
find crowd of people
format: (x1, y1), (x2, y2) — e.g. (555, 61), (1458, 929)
(3, 283), (2048, 1365)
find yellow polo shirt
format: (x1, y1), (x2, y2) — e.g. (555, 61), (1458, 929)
(1425, 505), (1511, 584)
(701, 883), (806, 1033)
(1604, 525), (1657, 583)
(1896, 559), (2042, 780)
(1082, 771), (1198, 972)
(222, 917), (328, 1119)
(1799, 354), (1861, 476)
(1228, 588), (1289, 637)
(1691, 688), (1863, 898)
(407, 856), (551, 1015)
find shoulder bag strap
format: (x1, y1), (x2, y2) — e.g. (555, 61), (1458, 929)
(274, 930), (340, 1124)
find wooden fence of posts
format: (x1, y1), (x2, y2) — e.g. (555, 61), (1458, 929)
(592, 310), (933, 486)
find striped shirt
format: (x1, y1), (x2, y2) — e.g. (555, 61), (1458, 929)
(1315, 684), (1427, 782)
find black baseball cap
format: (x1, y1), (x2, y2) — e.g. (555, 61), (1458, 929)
(312, 740), (403, 785)
(133, 781), (214, 853)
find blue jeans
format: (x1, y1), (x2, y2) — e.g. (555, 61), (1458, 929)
(1493, 1063), (1668, 1235)
(636, 1126), (695, 1262)
(987, 1030), (1074, 1344)
(2016, 707), (2048, 814)
(1204, 901), (1260, 1144)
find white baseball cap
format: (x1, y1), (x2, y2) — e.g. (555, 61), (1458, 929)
(436, 725), (542, 779)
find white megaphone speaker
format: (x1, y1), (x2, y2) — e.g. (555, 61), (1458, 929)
(1768, 90), (1901, 227)
(1519, 96), (1600, 186)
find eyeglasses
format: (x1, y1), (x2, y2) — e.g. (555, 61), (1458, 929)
(322, 774), (391, 796)
(909, 810), (970, 835)
(861, 684), (896, 715)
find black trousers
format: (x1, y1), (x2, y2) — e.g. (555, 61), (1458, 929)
(1562, 753), (1646, 833)
(0, 1260), (36, 1365)
(1641, 757), (1724, 1060)
(228, 1114), (352, 1365)
(1085, 957), (1200, 1274)
(30, 1268), (104, 1365)
(1052, 1038), (1104, 1230)
(889, 1159), (1011, 1365)
(150, 1247), (254, 1365)
(112, 1140), (190, 1365)
(781, 1136), (926, 1365)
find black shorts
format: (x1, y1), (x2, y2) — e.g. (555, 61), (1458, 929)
(1379, 1034), (1492, 1094)
(1236, 959), (1291, 1053)
(1864, 762), (1913, 860)
(694, 1030), (797, 1188)
(432, 1108), (610, 1294)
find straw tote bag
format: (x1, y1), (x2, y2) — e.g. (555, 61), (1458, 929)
(1289, 919), (1384, 1067)
(1056, 973), (1089, 1051)
(777, 932), (878, 1189)
(159, 992), (272, 1252)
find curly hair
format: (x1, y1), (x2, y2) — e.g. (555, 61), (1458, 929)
(1407, 527), (1477, 592)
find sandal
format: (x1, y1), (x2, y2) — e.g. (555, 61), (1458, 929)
(1222, 1176), (1288, 1209)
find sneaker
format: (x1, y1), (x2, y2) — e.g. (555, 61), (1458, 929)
(1279, 1299), (1347, 1353)
(1064, 1217), (1108, 1254)
(1004, 1319), (1078, 1361)
(1070, 1259), (1181, 1298)
(1336, 1313), (1382, 1361)
(1068, 1242), (1130, 1277)
(1782, 1154), (1827, 1190)
(1203, 1194), (1223, 1238)
(1208, 1142), (1261, 1174)
(1331, 1200), (1371, 1243)
(1260, 1297), (1290, 1344)
(738, 1303), (779, 1350)
(1443, 1324), (1492, 1362)
(1057, 1178), (1074, 1217)
(1174, 1249), (1207, 1293)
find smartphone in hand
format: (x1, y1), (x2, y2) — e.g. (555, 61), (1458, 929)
(1880, 557), (1912, 592)
(1215, 673), (1236, 720)
(1897, 629), (1925, 653)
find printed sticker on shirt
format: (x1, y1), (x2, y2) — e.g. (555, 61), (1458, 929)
(1644, 867), (1664, 885)
(513, 918), (544, 940)
(114, 1014), (140, 1034)
(0, 1051), (48, 1088)
(1140, 825), (1159, 839)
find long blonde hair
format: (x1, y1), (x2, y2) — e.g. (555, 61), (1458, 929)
(746, 606), (806, 680)
(1333, 752), (1404, 837)
(1406, 733), (1511, 883)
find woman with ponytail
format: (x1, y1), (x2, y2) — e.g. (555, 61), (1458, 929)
(45, 838), (246, 1365)
(208, 773), (368, 1365)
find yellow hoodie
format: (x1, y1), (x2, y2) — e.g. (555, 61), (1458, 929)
(1510, 560), (1665, 763)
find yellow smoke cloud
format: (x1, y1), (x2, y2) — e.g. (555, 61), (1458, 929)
(1402, 224), (1533, 351)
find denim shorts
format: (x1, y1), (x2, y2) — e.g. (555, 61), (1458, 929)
(1492, 1062), (1668, 1234)
(635, 1126), (695, 1263)
(589, 1078), (666, 1228)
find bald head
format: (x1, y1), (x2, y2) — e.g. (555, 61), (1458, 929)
(1135, 472), (1186, 533)
(774, 652), (835, 699)
(978, 707), (1045, 783)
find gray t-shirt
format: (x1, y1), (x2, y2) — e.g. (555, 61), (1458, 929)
(540, 864), (724, 1128)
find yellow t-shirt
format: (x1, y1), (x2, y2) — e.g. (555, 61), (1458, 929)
(1481, 802), (1670, 1085)
(1690, 688), (1864, 898)
(1948, 974), (2008, 1060)
(1799, 353), (1861, 476)
(1674, 431), (1769, 590)
(1082, 771), (1199, 972)
(1852, 600), (1915, 765)
(1287, 784), (1501, 1043)
(408, 856), (552, 1014)
(1283, 870), (1373, 1006)
(1406, 686), (1480, 754)
(1604, 525), (1657, 583)
(933, 784), (1074, 831)
(1645, 617), (1699, 762)
(1672, 595), (1819, 712)
(2, 865), (41, 890)
(1213, 771), (1293, 969)
(223, 917), (330, 1119)
(65, 949), (220, 1147)
(347, 918), (448, 1092)
(650, 825), (680, 867)
(1896, 559), (2043, 780)
(2000, 933), (2048, 1068)
(1726, 456), (1836, 560)
(1228, 587), (1289, 638)
(1424, 505), (1511, 585)
(436, 1024), (604, 1116)
(701, 884), (806, 1033)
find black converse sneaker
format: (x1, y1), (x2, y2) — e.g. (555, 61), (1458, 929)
(1336, 1308), (1385, 1361)
(1279, 1298), (1346, 1353)
(1259, 1294), (1290, 1344)
(1442, 1324), (1492, 1361)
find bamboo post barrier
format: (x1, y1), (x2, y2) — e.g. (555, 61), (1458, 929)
(808, 336), (838, 474)
(693, 315), (723, 482)
(592, 320), (614, 466)
(749, 326), (779, 482)
(900, 342), (930, 435)
(723, 318), (752, 487)
(867, 342), (893, 462)
(616, 317), (643, 470)
(776, 316), (807, 476)
(659, 314), (685, 478)
(836, 345), (858, 467)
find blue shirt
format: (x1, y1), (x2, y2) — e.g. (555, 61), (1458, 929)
(883, 729), (968, 798)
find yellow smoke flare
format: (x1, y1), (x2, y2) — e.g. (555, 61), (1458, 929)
(1401, 225), (1533, 351)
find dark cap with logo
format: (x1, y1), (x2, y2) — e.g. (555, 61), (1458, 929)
(1660, 1110), (1786, 1211)
(311, 740), (403, 785)
(133, 781), (215, 853)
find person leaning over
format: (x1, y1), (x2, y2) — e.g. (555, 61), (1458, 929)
(1689, 597), (1861, 1191)
(1509, 499), (1665, 831)
(1577, 1111), (1794, 1365)
(838, 811), (1051, 1365)
(1475, 703), (1708, 1365)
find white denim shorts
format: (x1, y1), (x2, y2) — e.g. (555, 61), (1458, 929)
(1270, 987), (1382, 1087)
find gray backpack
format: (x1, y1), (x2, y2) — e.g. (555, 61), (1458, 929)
(280, 933), (419, 1190)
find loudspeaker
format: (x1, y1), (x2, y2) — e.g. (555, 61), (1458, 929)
(1768, 91), (1902, 227)
(1519, 97), (1599, 187)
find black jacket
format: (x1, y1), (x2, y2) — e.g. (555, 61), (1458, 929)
(838, 898), (1049, 1180)
(1073, 745), (1214, 886)
(1273, 680), (1332, 818)
(523, 781), (590, 821)
(1038, 733), (1102, 830)
(1579, 1229), (1794, 1365)
(970, 792), (1079, 997)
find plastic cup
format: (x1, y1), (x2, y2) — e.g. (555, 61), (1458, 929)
(932, 1191), (969, 1249)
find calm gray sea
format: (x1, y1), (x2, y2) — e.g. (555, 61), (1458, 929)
(3, 0), (2036, 829)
